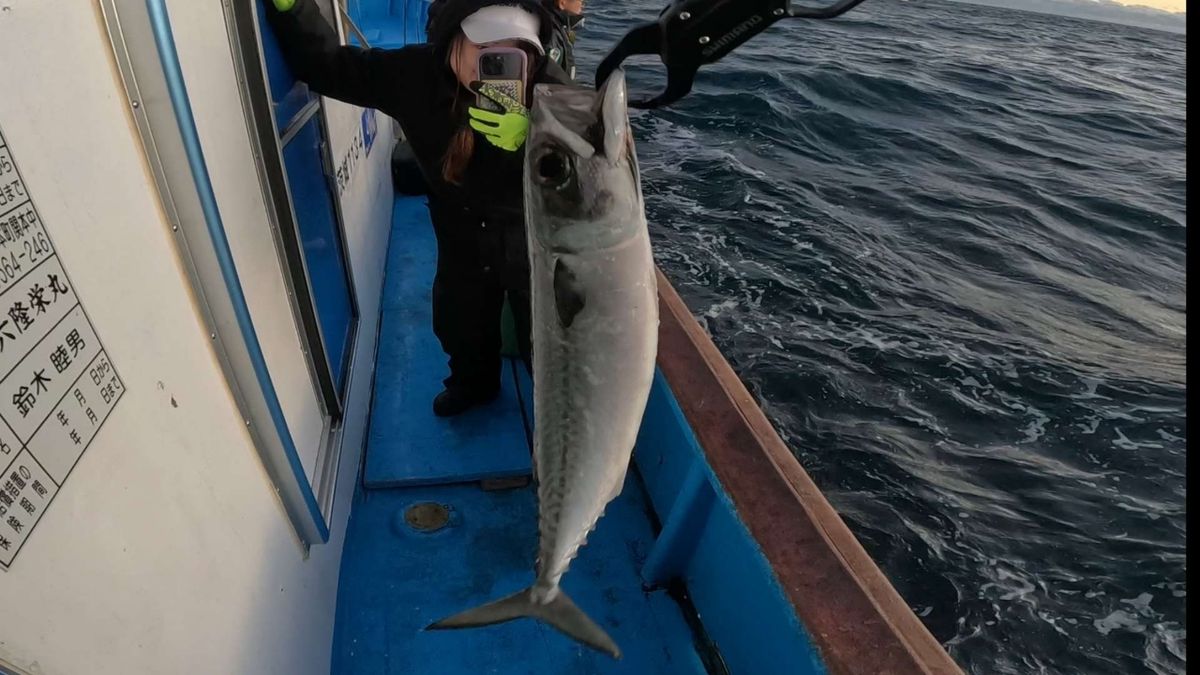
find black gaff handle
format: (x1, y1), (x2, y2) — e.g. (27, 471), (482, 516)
(595, 0), (871, 109)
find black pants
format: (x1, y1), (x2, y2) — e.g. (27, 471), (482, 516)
(428, 197), (532, 394)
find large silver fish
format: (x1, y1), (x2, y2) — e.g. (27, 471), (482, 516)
(427, 69), (657, 658)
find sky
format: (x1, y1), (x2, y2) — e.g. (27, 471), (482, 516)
(953, 0), (1187, 31)
(1114, 0), (1185, 12)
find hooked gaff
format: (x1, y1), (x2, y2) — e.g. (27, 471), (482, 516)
(595, 0), (873, 108)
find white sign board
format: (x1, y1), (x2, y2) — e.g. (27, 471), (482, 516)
(0, 123), (125, 569)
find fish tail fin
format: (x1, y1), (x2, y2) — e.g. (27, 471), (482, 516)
(425, 586), (622, 659)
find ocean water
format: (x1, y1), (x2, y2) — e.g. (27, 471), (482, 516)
(572, 1), (1187, 673)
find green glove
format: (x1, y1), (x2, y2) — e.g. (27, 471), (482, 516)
(468, 82), (530, 152)
(271, 0), (296, 11)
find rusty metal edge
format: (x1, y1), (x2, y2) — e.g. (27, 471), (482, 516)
(654, 268), (964, 675)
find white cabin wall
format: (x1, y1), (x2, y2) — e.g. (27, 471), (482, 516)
(0, 1), (394, 673)
(166, 0), (327, 491)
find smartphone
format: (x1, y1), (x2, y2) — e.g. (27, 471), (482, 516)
(477, 48), (528, 113)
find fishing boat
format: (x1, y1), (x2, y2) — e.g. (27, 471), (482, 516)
(0, 1), (961, 673)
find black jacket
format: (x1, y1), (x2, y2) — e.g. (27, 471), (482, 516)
(542, 3), (580, 80)
(266, 0), (569, 221)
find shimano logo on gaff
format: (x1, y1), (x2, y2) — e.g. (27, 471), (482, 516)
(701, 14), (765, 57)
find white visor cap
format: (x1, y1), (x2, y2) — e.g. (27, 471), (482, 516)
(461, 5), (544, 54)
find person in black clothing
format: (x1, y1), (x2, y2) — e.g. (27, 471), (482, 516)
(266, 0), (570, 416)
(396, 0), (579, 195)
(541, 0), (583, 80)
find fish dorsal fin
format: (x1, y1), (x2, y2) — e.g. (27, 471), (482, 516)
(553, 259), (586, 328)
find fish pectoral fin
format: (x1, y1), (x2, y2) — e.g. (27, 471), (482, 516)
(426, 586), (622, 659)
(553, 259), (586, 328)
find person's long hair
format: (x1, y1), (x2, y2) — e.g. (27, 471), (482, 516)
(441, 34), (475, 185)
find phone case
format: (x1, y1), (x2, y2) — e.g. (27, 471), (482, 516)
(477, 48), (527, 113)
(478, 79), (525, 113)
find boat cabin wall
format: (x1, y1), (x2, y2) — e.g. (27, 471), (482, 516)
(0, 1), (394, 673)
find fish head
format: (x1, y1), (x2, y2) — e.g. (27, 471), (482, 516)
(525, 69), (644, 253)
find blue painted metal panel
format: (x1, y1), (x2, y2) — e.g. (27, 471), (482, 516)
(347, 0), (431, 48)
(641, 462), (714, 586)
(280, 118), (355, 388)
(690, 505), (826, 675)
(365, 198), (532, 487)
(632, 374), (828, 674)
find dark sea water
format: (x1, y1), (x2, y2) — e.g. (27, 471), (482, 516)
(573, 1), (1187, 673)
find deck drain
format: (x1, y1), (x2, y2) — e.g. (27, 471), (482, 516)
(404, 502), (450, 533)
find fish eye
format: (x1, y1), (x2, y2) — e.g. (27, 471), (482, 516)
(535, 148), (573, 189)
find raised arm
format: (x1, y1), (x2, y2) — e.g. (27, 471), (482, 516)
(266, 0), (406, 110)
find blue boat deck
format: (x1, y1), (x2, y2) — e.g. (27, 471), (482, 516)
(364, 197), (533, 488)
(330, 197), (708, 674)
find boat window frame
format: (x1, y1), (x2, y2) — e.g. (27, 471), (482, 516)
(223, 0), (361, 522)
